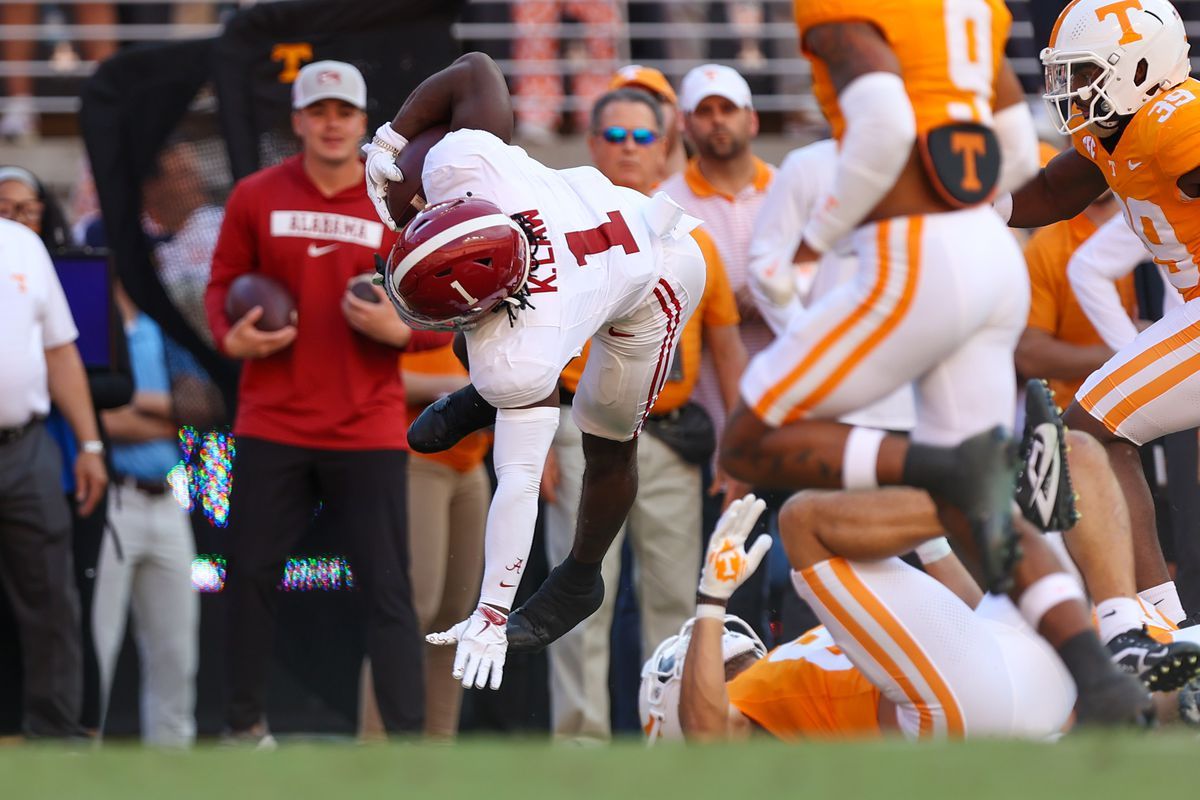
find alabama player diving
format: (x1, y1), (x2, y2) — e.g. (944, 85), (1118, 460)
(999, 0), (1199, 633)
(713, 0), (1152, 722)
(361, 53), (707, 689)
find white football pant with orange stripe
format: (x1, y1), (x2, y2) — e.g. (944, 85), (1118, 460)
(793, 557), (1076, 740)
(740, 206), (1028, 445)
(1075, 298), (1200, 446)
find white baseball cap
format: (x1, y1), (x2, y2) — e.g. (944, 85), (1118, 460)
(292, 60), (367, 110)
(679, 64), (753, 113)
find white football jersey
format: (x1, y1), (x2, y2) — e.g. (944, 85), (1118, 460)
(422, 129), (671, 407)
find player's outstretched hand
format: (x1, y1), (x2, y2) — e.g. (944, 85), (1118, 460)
(362, 123), (407, 231)
(698, 494), (770, 602)
(427, 604), (509, 690)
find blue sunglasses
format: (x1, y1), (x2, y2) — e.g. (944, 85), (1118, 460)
(600, 125), (659, 145)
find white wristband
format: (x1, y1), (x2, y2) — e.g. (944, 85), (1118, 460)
(80, 439), (105, 455)
(1018, 572), (1085, 629)
(372, 122), (409, 155)
(695, 603), (726, 620)
(842, 427), (885, 490)
(914, 536), (952, 565)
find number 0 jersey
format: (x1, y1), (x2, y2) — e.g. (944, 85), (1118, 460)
(793, 0), (1012, 139)
(1070, 77), (1200, 302)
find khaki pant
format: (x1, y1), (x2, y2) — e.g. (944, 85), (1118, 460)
(544, 405), (701, 740)
(94, 484), (198, 747)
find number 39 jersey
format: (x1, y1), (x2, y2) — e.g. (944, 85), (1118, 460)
(1070, 78), (1200, 302)
(793, 0), (1012, 139)
(421, 128), (669, 407)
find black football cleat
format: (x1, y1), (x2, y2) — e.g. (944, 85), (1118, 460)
(947, 426), (1022, 595)
(506, 564), (606, 653)
(1016, 379), (1079, 532)
(407, 384), (497, 454)
(1074, 670), (1156, 729)
(1108, 628), (1200, 693)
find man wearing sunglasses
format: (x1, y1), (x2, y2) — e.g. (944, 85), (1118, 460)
(608, 66), (687, 179)
(533, 87), (747, 740)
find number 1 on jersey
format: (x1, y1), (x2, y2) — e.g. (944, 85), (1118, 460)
(565, 211), (640, 266)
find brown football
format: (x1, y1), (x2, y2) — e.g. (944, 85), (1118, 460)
(385, 125), (451, 229)
(347, 273), (381, 303)
(224, 273), (296, 331)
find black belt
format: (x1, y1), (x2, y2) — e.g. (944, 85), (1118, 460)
(115, 474), (169, 497)
(0, 416), (42, 446)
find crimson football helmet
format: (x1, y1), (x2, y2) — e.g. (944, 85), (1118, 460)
(383, 197), (531, 331)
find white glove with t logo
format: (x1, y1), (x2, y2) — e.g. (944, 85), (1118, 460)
(698, 494), (771, 603)
(426, 604), (509, 690)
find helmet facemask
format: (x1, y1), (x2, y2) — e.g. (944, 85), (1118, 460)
(1042, 53), (1122, 135)
(383, 204), (536, 333)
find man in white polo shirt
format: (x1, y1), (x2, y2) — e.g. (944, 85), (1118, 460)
(0, 216), (107, 738)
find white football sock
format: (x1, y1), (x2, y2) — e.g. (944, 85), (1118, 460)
(1138, 581), (1187, 625)
(1096, 597), (1143, 645)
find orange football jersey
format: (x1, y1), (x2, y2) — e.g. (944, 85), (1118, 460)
(792, 0), (1012, 139)
(726, 626), (882, 739)
(1070, 77), (1200, 302)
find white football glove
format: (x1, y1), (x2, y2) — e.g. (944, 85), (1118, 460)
(698, 494), (770, 601)
(426, 604), (509, 690)
(362, 122), (408, 232)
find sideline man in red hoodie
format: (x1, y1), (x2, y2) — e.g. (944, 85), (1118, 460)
(205, 61), (448, 742)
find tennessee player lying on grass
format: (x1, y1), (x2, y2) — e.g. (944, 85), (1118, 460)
(999, 0), (1198, 630)
(650, 492), (1200, 743)
(654, 496), (1076, 742)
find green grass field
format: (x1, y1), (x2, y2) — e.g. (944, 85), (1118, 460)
(3, 734), (1197, 800)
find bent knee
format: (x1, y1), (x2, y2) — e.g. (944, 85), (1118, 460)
(719, 405), (770, 484)
(1064, 429), (1106, 474)
(779, 490), (837, 569)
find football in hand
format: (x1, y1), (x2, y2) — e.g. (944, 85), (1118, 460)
(225, 273), (297, 331)
(385, 125), (450, 229)
(347, 273), (381, 303)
